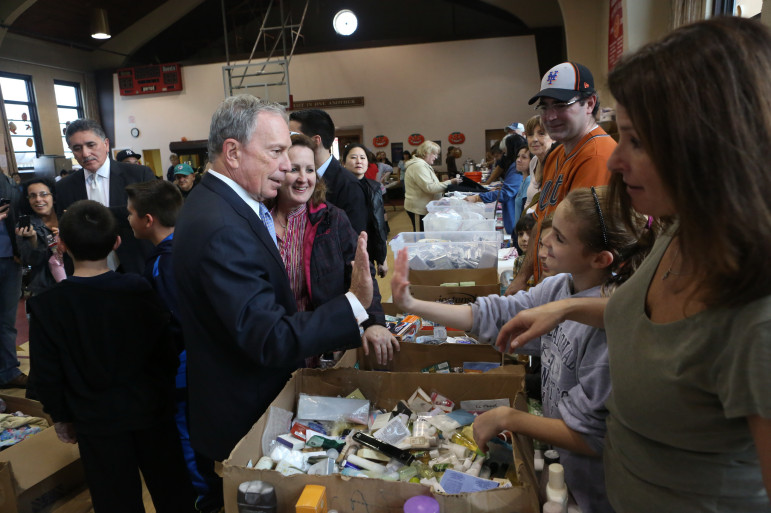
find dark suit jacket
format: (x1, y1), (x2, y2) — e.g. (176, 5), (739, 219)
(55, 160), (155, 274)
(173, 173), (362, 461)
(320, 157), (368, 235)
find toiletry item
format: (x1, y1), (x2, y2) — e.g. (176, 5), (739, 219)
(255, 456), (274, 470)
(545, 463), (568, 512)
(543, 501), (564, 513)
(347, 453), (387, 474)
(403, 495), (440, 513)
(295, 484), (327, 513)
(352, 431), (415, 465)
(237, 480), (277, 513)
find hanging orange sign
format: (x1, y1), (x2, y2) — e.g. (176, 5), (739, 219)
(373, 135), (389, 147)
(448, 132), (465, 144)
(408, 133), (425, 146)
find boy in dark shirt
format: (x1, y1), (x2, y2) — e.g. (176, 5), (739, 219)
(28, 200), (195, 513)
(126, 180), (220, 512)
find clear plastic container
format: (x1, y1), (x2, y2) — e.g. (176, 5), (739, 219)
(389, 231), (502, 270)
(427, 198), (497, 219)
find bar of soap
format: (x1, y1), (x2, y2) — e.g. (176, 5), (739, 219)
(440, 282), (460, 287)
(459, 281), (476, 287)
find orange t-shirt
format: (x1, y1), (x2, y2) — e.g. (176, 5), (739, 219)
(533, 126), (616, 283)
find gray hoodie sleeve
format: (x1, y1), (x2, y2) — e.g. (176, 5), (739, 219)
(470, 274), (571, 354)
(556, 323), (611, 455)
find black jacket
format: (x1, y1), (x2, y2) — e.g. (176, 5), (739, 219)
(320, 157), (369, 235)
(55, 159), (156, 274)
(359, 178), (388, 265)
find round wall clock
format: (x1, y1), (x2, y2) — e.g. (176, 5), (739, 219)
(130, 127), (140, 138)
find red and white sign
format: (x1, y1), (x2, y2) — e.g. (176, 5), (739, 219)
(608, 0), (624, 70)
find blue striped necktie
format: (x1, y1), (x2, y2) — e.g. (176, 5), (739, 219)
(259, 203), (278, 248)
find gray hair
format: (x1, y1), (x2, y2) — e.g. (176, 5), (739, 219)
(208, 95), (288, 161)
(415, 140), (440, 159)
(65, 119), (107, 146)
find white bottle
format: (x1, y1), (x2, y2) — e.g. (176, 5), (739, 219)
(543, 501), (565, 513)
(545, 463), (568, 512)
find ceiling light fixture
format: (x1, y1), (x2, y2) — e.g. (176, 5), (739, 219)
(333, 9), (357, 36)
(91, 8), (112, 40)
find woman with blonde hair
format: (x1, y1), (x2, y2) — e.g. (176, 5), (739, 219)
(404, 141), (461, 231)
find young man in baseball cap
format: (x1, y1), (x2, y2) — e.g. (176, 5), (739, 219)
(507, 62), (617, 293)
(116, 149), (142, 165)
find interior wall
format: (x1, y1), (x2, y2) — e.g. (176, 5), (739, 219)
(111, 36), (542, 172)
(0, 59), (89, 157)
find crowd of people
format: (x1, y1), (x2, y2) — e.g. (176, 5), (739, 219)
(0, 15), (768, 513)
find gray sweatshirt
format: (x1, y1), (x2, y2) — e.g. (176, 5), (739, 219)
(470, 274), (614, 513)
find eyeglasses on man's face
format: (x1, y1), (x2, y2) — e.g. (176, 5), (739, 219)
(534, 97), (580, 115)
(27, 191), (52, 199)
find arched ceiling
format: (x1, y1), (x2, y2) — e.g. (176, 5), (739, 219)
(0, 0), (564, 71)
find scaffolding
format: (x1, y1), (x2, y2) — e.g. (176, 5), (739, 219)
(222, 0), (308, 106)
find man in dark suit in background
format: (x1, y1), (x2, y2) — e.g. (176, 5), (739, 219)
(56, 119), (155, 275)
(288, 109), (368, 234)
(173, 95), (374, 464)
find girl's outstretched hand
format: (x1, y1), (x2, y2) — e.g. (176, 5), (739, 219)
(391, 248), (415, 311)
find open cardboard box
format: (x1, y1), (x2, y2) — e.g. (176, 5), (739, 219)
(337, 331), (508, 372)
(408, 268), (500, 304)
(0, 395), (84, 513)
(223, 368), (539, 513)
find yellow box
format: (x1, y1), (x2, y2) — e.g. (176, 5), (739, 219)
(295, 484), (327, 513)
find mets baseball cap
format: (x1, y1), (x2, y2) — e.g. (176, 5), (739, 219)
(528, 62), (595, 105)
(174, 163), (194, 176)
(116, 149), (141, 162)
(506, 122), (525, 132)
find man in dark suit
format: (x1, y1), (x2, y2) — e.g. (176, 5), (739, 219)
(56, 119), (155, 275)
(173, 95), (374, 463)
(288, 109), (368, 234)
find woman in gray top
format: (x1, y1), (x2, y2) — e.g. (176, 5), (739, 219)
(497, 17), (771, 512)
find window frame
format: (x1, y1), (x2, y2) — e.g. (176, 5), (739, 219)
(53, 80), (85, 160)
(0, 72), (44, 171)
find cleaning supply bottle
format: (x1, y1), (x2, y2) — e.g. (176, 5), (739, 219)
(545, 463), (568, 512)
(237, 480), (277, 512)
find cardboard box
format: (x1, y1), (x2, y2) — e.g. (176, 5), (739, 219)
(408, 268), (500, 304)
(337, 335), (507, 372)
(223, 368), (539, 513)
(0, 395), (84, 513)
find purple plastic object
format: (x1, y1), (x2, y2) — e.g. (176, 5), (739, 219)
(403, 495), (440, 513)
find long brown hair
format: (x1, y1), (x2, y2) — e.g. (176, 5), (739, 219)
(607, 17), (771, 307)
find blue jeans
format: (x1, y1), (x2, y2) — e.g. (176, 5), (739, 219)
(0, 257), (21, 383)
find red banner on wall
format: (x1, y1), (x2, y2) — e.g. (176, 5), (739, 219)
(608, 0), (623, 70)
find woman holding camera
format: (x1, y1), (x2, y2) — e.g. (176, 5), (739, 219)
(15, 177), (62, 296)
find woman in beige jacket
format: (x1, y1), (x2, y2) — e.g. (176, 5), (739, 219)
(404, 141), (462, 231)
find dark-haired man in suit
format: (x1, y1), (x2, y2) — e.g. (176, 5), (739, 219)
(56, 119), (155, 275)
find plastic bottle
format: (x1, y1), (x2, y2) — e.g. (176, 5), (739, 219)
(543, 501), (565, 513)
(403, 495), (440, 513)
(237, 480), (277, 513)
(545, 463), (568, 512)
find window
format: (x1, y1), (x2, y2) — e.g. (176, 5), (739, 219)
(0, 73), (42, 170)
(54, 81), (84, 160)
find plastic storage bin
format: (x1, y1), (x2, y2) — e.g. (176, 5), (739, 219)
(389, 231), (502, 270)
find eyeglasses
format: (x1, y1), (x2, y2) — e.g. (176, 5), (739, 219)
(27, 191), (52, 199)
(534, 97), (579, 115)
